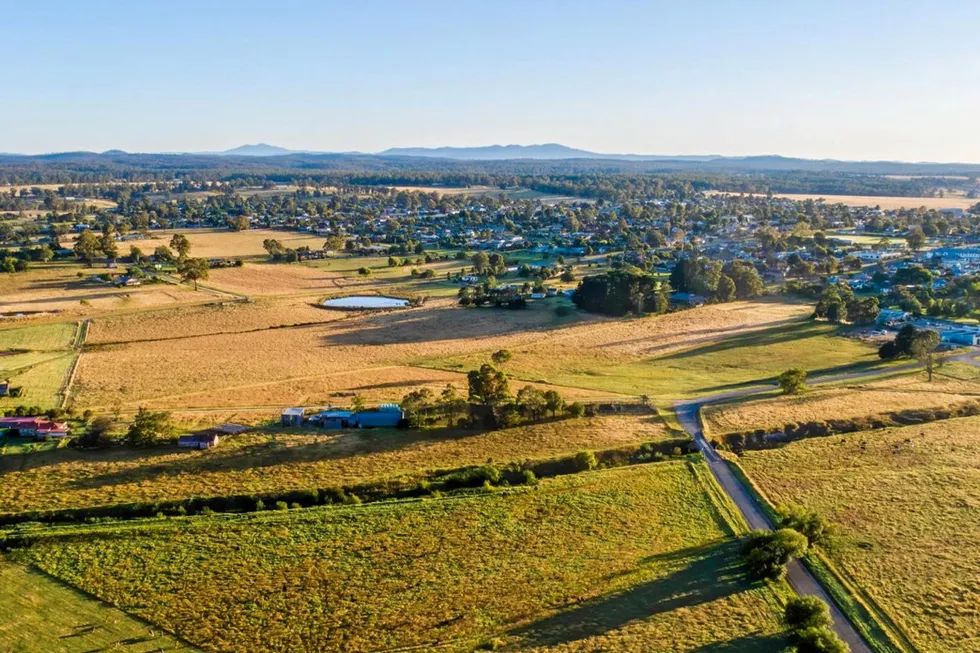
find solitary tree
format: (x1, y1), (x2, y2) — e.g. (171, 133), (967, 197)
(910, 329), (941, 381)
(126, 407), (174, 447)
(784, 596), (833, 631)
(778, 504), (830, 547)
(778, 368), (808, 395)
(543, 389), (566, 417)
(170, 233), (191, 260)
(73, 229), (101, 267)
(906, 226), (926, 252)
(467, 363), (511, 424)
(490, 349), (513, 366)
(178, 257), (210, 290)
(743, 528), (809, 580)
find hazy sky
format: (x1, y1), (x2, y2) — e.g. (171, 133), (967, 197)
(3, 0), (979, 161)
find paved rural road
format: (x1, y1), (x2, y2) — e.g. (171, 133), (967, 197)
(669, 364), (921, 653)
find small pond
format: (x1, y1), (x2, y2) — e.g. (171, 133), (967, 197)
(322, 295), (410, 309)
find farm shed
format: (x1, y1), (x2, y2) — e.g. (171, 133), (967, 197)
(178, 433), (220, 449)
(316, 409), (354, 429)
(281, 407), (305, 427)
(353, 404), (404, 428)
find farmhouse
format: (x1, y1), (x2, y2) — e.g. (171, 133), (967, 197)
(0, 416), (70, 438)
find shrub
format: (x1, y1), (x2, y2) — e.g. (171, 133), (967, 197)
(254, 499), (266, 511)
(742, 528), (808, 580)
(785, 596), (833, 631)
(573, 450), (598, 472)
(778, 504), (830, 547)
(789, 626), (849, 653)
(779, 368), (807, 395)
(567, 402), (585, 418)
(522, 469), (539, 486)
(274, 501), (289, 511)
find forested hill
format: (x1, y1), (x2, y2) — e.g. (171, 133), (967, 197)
(0, 151), (978, 199)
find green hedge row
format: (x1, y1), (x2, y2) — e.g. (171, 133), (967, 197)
(0, 437), (693, 532)
(718, 399), (980, 453)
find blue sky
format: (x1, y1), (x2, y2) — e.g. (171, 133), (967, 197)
(2, 0), (978, 161)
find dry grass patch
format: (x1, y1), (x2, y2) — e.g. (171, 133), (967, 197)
(73, 301), (589, 409)
(0, 415), (670, 515)
(85, 297), (346, 344)
(708, 190), (977, 210)
(64, 228), (328, 260)
(704, 373), (980, 434)
(739, 416), (980, 652)
(0, 262), (207, 319)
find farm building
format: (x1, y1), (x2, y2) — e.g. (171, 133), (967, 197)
(353, 404), (404, 428)
(178, 432), (220, 449)
(316, 409), (354, 429)
(281, 407), (305, 427)
(0, 416), (70, 438)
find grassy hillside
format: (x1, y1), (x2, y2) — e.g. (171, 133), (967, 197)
(9, 463), (789, 653)
(739, 417), (980, 652)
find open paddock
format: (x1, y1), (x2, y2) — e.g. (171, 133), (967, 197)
(9, 463), (788, 653)
(740, 416), (980, 652)
(0, 262), (212, 319)
(72, 299), (594, 410)
(710, 190), (976, 210)
(64, 228), (329, 260)
(703, 373), (980, 434)
(0, 414), (670, 516)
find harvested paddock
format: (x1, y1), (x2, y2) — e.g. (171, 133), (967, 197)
(0, 262), (207, 318)
(72, 300), (593, 409)
(10, 463), (787, 653)
(0, 415), (670, 516)
(72, 300), (815, 410)
(85, 297), (347, 344)
(703, 373), (980, 434)
(708, 190), (977, 210)
(65, 228), (328, 260)
(739, 416), (980, 653)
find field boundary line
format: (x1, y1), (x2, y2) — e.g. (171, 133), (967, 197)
(723, 455), (915, 653)
(59, 320), (89, 409)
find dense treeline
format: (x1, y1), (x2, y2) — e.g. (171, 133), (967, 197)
(2, 152), (977, 200)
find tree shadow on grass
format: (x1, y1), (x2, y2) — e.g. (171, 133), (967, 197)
(690, 632), (787, 652)
(507, 540), (760, 649)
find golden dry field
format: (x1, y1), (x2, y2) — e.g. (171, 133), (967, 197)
(0, 415), (670, 515)
(0, 262), (211, 319)
(71, 299), (805, 410)
(708, 190), (976, 210)
(64, 228), (329, 260)
(739, 416), (980, 652)
(703, 373), (980, 434)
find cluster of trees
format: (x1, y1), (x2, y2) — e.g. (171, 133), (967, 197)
(77, 407), (175, 448)
(458, 284), (528, 309)
(670, 257), (764, 302)
(878, 325), (941, 380)
(783, 597), (849, 653)
(573, 268), (669, 316)
(462, 351), (579, 428)
(743, 505), (830, 581)
(812, 283), (880, 324)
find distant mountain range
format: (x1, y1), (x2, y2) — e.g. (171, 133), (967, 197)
(377, 143), (719, 161)
(1, 144), (979, 176)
